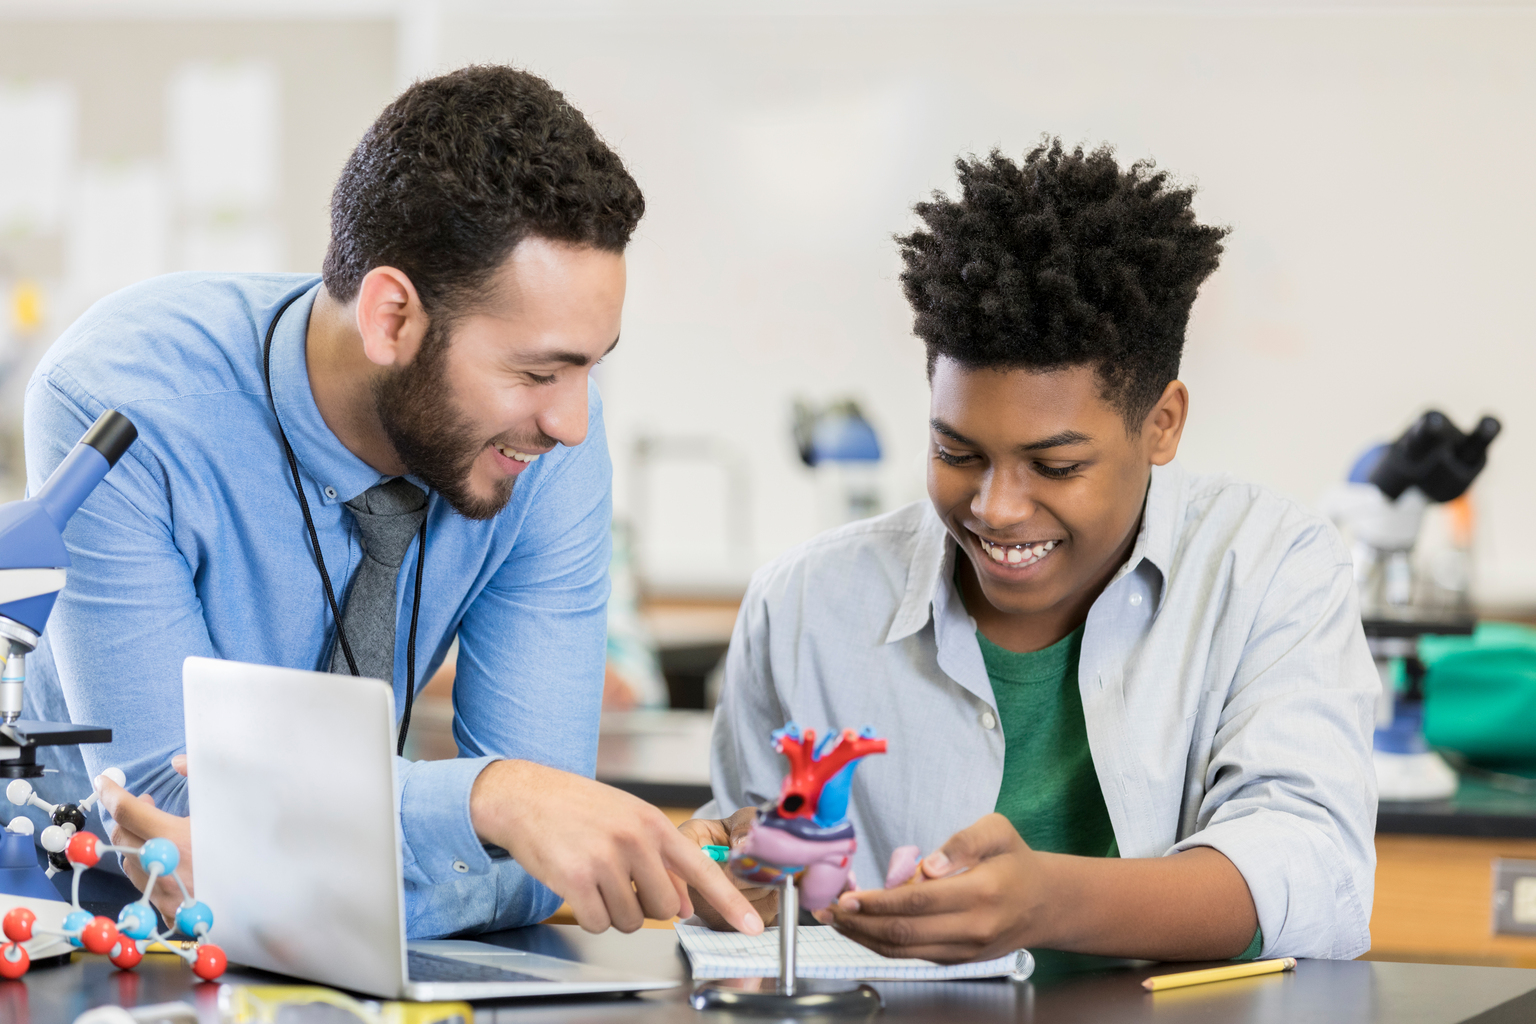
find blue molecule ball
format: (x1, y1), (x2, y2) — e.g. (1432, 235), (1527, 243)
(138, 838), (180, 875)
(174, 900), (214, 939)
(62, 909), (92, 948)
(117, 901), (156, 940)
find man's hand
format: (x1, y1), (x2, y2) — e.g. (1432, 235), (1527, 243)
(814, 813), (1259, 963)
(470, 760), (765, 936)
(677, 808), (778, 930)
(96, 754), (192, 924)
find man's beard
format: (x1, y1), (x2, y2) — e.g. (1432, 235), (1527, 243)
(371, 319), (516, 521)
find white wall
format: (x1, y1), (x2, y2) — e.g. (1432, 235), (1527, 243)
(431, 6), (1536, 605)
(0, 18), (397, 494)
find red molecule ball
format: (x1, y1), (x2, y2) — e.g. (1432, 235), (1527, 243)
(79, 916), (119, 955)
(66, 831), (100, 868)
(0, 943), (29, 980)
(109, 940), (143, 970)
(192, 944), (226, 981)
(2, 907), (34, 943)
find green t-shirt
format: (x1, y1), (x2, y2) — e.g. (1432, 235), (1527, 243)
(979, 625), (1118, 858)
(978, 624), (1262, 961)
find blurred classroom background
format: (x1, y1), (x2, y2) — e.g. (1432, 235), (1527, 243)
(3, 0), (1535, 960)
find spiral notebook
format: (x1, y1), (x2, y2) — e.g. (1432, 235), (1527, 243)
(674, 921), (1034, 981)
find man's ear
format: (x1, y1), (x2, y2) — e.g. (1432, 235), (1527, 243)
(1141, 380), (1189, 467)
(354, 266), (428, 368)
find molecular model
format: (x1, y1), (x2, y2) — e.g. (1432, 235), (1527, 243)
(728, 723), (890, 911)
(5, 771), (122, 878)
(0, 775), (225, 982)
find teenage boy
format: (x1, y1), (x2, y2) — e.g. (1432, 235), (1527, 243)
(20, 66), (759, 940)
(683, 142), (1377, 962)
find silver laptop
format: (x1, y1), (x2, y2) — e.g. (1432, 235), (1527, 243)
(183, 656), (676, 1001)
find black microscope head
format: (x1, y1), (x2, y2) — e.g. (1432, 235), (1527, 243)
(1369, 410), (1501, 503)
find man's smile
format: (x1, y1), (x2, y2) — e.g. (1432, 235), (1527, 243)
(489, 441), (546, 475)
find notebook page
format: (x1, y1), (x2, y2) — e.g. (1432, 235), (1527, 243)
(675, 921), (1034, 981)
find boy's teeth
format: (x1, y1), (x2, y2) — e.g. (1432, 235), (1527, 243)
(979, 537), (1057, 567)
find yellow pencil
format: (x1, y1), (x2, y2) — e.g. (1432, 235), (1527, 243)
(1142, 957), (1297, 991)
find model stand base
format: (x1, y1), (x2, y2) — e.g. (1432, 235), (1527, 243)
(690, 981), (883, 1016)
(691, 874), (882, 1017)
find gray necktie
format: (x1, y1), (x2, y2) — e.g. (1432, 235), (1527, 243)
(329, 478), (428, 683)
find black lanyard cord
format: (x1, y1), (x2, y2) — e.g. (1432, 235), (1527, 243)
(262, 292), (425, 755)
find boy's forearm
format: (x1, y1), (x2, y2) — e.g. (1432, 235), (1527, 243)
(1035, 846), (1258, 961)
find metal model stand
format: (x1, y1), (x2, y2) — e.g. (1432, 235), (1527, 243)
(689, 875), (883, 1016)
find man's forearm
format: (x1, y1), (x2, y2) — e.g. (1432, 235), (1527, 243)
(1034, 846), (1257, 960)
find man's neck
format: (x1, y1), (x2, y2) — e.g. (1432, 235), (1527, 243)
(305, 288), (407, 476)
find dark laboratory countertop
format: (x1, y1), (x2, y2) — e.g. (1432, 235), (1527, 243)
(1379, 776), (1536, 838)
(11, 925), (1536, 1024)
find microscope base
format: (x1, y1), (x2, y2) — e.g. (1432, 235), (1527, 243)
(0, 831), (63, 901)
(0, 720), (112, 779)
(1375, 748), (1459, 802)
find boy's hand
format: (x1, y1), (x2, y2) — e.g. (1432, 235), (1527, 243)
(813, 813), (1041, 963)
(815, 813), (1259, 963)
(677, 807), (780, 930)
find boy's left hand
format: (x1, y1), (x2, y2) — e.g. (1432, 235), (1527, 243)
(812, 813), (1042, 964)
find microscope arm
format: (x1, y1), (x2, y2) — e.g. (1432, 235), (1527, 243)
(0, 570), (67, 607)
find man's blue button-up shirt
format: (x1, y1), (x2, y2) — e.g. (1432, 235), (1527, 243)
(18, 273), (611, 937)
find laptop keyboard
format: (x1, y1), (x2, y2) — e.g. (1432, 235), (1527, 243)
(408, 949), (549, 984)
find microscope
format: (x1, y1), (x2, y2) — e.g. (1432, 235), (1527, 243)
(1323, 410), (1500, 802)
(0, 411), (137, 899)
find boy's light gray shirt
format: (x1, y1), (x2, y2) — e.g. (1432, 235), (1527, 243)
(703, 461), (1378, 960)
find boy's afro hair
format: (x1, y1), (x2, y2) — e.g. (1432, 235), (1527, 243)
(898, 138), (1228, 425)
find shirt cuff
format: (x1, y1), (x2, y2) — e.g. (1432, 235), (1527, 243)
(1170, 810), (1372, 960)
(397, 755), (499, 886)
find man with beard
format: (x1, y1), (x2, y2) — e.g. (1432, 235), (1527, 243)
(19, 65), (761, 940)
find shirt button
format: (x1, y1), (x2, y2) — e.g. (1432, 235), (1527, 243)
(1129, 593), (1143, 607)
(324, 486), (338, 499)
(452, 859), (469, 873)
(980, 711), (997, 730)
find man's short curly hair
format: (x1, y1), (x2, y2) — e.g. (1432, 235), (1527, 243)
(897, 139), (1227, 427)
(323, 64), (644, 316)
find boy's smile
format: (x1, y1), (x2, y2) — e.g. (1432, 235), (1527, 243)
(926, 357), (1187, 652)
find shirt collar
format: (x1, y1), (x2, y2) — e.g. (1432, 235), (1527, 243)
(886, 504), (953, 645)
(266, 281), (393, 507)
(1108, 461), (1182, 613)
(883, 459), (1187, 644)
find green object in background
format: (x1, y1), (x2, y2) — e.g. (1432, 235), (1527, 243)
(1420, 621), (1536, 668)
(1422, 622), (1536, 766)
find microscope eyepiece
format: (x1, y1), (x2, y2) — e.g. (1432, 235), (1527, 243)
(79, 410), (138, 467)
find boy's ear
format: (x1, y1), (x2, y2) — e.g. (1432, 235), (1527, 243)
(1142, 380), (1189, 467)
